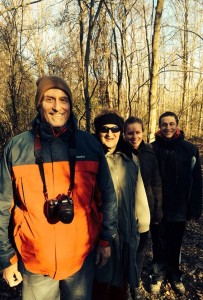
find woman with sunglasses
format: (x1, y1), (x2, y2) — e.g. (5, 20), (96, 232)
(92, 110), (150, 300)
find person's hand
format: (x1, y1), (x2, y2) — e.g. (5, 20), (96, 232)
(3, 263), (23, 287)
(95, 246), (111, 268)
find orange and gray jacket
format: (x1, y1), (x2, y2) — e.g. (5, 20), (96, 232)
(0, 114), (117, 280)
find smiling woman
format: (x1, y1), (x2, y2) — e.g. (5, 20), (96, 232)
(92, 109), (150, 300)
(124, 116), (162, 297)
(98, 124), (121, 154)
(124, 118), (144, 150)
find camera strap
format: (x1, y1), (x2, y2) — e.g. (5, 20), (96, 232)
(68, 145), (76, 197)
(34, 129), (76, 200)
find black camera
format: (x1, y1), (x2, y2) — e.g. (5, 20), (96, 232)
(45, 194), (74, 224)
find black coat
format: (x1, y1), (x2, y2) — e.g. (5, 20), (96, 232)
(133, 141), (163, 223)
(152, 132), (202, 222)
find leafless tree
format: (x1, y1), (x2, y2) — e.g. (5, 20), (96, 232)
(147, 0), (164, 142)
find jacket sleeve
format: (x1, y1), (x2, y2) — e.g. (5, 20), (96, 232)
(188, 147), (202, 220)
(151, 157), (163, 223)
(135, 167), (150, 233)
(0, 142), (18, 269)
(96, 146), (117, 242)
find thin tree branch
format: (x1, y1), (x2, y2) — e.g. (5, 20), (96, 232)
(0, 0), (45, 16)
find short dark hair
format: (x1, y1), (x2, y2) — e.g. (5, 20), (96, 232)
(159, 111), (179, 127)
(124, 116), (144, 133)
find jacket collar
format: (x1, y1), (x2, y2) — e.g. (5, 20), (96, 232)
(155, 129), (184, 148)
(32, 112), (77, 142)
(94, 134), (133, 159)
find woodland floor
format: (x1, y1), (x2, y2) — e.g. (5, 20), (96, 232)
(140, 215), (203, 300)
(0, 141), (203, 300)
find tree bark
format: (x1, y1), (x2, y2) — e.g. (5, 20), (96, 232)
(147, 0), (164, 142)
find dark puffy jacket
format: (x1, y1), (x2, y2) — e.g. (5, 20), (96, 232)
(152, 132), (202, 222)
(0, 113), (117, 280)
(133, 141), (163, 223)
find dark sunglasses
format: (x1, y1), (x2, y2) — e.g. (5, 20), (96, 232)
(99, 126), (120, 133)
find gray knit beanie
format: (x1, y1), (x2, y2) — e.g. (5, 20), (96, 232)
(35, 75), (73, 111)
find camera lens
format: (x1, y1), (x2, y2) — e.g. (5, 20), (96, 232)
(58, 201), (74, 224)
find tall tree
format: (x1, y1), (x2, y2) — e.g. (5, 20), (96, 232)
(147, 0), (164, 142)
(0, 0), (35, 135)
(78, 0), (104, 132)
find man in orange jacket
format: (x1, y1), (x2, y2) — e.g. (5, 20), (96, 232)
(0, 76), (117, 300)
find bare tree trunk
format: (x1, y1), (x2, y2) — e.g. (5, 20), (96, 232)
(198, 102), (203, 137)
(78, 0), (104, 132)
(181, 0), (189, 131)
(147, 0), (164, 142)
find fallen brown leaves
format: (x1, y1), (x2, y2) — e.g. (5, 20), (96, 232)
(140, 215), (203, 300)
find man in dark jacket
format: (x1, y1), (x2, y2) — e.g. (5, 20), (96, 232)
(0, 76), (117, 300)
(151, 111), (202, 295)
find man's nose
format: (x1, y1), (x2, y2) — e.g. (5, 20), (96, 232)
(52, 99), (61, 111)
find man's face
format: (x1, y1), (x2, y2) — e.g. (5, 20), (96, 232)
(99, 124), (121, 153)
(160, 116), (178, 138)
(39, 88), (70, 127)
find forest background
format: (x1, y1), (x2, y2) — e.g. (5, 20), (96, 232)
(0, 0), (203, 150)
